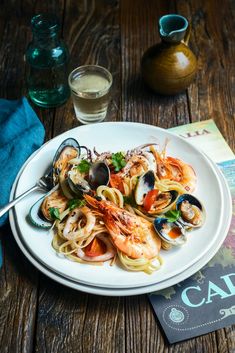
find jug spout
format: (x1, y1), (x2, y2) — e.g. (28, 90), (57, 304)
(159, 14), (188, 43)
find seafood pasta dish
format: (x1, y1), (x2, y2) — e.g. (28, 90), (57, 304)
(29, 138), (206, 274)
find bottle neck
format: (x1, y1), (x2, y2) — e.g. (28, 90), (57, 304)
(32, 32), (60, 47)
(30, 14), (61, 48)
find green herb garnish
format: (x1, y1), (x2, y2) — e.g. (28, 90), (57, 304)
(49, 207), (60, 220)
(123, 194), (136, 207)
(164, 210), (181, 223)
(112, 152), (126, 172)
(76, 160), (91, 174)
(68, 198), (86, 211)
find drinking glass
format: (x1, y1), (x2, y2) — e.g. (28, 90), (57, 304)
(68, 65), (113, 124)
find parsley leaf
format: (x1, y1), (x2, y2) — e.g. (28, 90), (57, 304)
(164, 210), (181, 223)
(123, 194), (136, 207)
(68, 198), (86, 211)
(49, 207), (60, 220)
(76, 160), (91, 174)
(111, 152), (126, 172)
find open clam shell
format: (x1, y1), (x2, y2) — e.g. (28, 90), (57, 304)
(146, 189), (179, 215)
(67, 161), (110, 195)
(176, 194), (205, 228)
(135, 170), (155, 205)
(89, 161), (110, 190)
(153, 217), (187, 246)
(68, 168), (90, 195)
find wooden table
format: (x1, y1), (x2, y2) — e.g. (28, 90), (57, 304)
(0, 0), (235, 352)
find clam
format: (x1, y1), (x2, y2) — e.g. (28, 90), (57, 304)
(53, 138), (80, 185)
(68, 168), (90, 195)
(150, 190), (178, 214)
(153, 217), (187, 246)
(135, 170), (155, 205)
(89, 161), (110, 190)
(143, 189), (179, 214)
(176, 194), (205, 228)
(67, 161), (110, 195)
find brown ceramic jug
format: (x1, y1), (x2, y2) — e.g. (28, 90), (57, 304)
(141, 14), (197, 95)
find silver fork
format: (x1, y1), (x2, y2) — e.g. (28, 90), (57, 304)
(0, 167), (53, 219)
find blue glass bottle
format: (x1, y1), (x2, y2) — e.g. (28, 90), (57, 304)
(26, 14), (70, 108)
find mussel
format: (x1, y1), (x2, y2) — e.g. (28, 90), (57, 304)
(53, 138), (80, 185)
(28, 195), (53, 229)
(176, 194), (205, 228)
(135, 170), (155, 205)
(28, 185), (66, 229)
(154, 217), (186, 246)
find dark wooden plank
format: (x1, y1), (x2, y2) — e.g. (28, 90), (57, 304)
(52, 0), (121, 136)
(176, 0), (235, 152)
(125, 296), (165, 353)
(34, 278), (125, 353)
(120, 0), (190, 129)
(0, 1), (65, 353)
(0, 224), (38, 353)
(216, 327), (235, 353)
(34, 277), (88, 353)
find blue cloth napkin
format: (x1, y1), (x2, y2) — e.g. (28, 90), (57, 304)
(0, 97), (45, 267)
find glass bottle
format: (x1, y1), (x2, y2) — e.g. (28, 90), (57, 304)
(26, 14), (70, 108)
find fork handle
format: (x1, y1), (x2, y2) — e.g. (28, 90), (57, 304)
(0, 184), (40, 218)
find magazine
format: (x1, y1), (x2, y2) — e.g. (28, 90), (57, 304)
(149, 119), (235, 343)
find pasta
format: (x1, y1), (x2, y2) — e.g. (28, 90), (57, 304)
(30, 139), (205, 275)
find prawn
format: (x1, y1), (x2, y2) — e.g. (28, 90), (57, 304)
(169, 157), (196, 192)
(150, 146), (197, 192)
(84, 195), (161, 259)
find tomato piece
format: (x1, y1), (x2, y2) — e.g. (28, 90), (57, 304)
(168, 227), (182, 239)
(109, 173), (125, 193)
(143, 189), (159, 211)
(84, 238), (106, 257)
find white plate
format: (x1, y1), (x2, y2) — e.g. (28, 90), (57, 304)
(11, 122), (226, 289)
(9, 153), (232, 296)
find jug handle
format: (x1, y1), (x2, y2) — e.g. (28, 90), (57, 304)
(182, 23), (191, 46)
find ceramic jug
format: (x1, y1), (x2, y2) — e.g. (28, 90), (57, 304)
(141, 14), (197, 95)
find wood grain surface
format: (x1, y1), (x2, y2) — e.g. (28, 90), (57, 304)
(0, 0), (234, 352)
